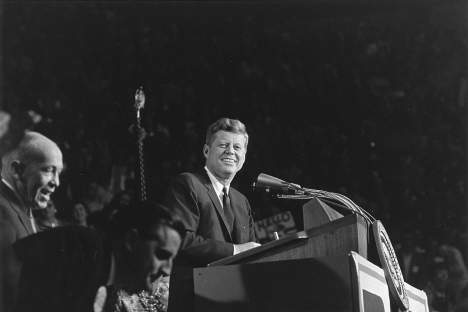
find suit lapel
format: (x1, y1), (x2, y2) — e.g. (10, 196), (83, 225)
(1, 181), (35, 235)
(200, 172), (233, 242)
(228, 190), (243, 244)
(15, 205), (34, 235)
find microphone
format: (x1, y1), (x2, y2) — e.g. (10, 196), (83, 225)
(251, 173), (374, 221)
(252, 173), (305, 194)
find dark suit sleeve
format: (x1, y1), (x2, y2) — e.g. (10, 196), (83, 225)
(13, 226), (107, 312)
(164, 173), (234, 267)
(0, 205), (22, 312)
(245, 198), (259, 244)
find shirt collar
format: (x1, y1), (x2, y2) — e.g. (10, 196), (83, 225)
(204, 166), (229, 196)
(2, 177), (16, 192)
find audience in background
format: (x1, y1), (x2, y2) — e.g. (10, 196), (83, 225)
(437, 244), (468, 305)
(88, 190), (132, 232)
(424, 263), (452, 312)
(32, 199), (66, 231)
(69, 202), (89, 227)
(395, 228), (429, 290)
(80, 179), (113, 215)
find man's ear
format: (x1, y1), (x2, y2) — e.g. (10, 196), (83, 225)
(123, 228), (139, 252)
(11, 160), (26, 183)
(203, 145), (209, 158)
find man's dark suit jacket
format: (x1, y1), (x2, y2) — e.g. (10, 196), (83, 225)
(0, 180), (35, 312)
(164, 171), (257, 268)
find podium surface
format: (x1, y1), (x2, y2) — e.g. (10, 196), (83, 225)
(210, 209), (369, 266)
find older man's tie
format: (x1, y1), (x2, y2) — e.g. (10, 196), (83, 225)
(222, 187), (235, 235)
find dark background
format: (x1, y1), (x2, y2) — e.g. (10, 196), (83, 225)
(1, 1), (467, 259)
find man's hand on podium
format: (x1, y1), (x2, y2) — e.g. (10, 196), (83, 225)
(233, 242), (261, 255)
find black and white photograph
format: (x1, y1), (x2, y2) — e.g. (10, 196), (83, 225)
(1, 1), (467, 311)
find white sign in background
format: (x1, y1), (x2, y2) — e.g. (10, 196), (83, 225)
(254, 211), (297, 242)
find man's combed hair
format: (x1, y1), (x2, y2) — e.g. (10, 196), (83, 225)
(205, 118), (249, 149)
(106, 201), (185, 241)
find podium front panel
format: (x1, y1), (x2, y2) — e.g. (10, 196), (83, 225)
(350, 252), (391, 312)
(194, 256), (354, 312)
(404, 283), (430, 312)
(350, 252), (429, 312)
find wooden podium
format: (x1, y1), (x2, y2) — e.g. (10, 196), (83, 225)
(193, 252), (429, 312)
(168, 198), (372, 312)
(168, 198), (430, 311)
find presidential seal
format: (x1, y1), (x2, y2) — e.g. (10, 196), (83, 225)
(372, 220), (409, 311)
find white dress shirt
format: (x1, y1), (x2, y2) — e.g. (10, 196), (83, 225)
(204, 166), (229, 209)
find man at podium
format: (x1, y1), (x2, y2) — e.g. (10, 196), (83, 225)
(164, 118), (260, 268)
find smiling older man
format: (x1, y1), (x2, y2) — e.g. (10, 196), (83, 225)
(0, 131), (63, 311)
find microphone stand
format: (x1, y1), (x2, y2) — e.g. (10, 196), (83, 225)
(133, 86), (147, 202)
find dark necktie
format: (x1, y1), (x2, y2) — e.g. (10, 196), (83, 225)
(223, 187), (235, 234)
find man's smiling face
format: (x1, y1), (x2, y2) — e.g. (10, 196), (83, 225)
(204, 130), (247, 184)
(16, 143), (63, 210)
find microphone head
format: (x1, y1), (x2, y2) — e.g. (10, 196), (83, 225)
(256, 173), (289, 192)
